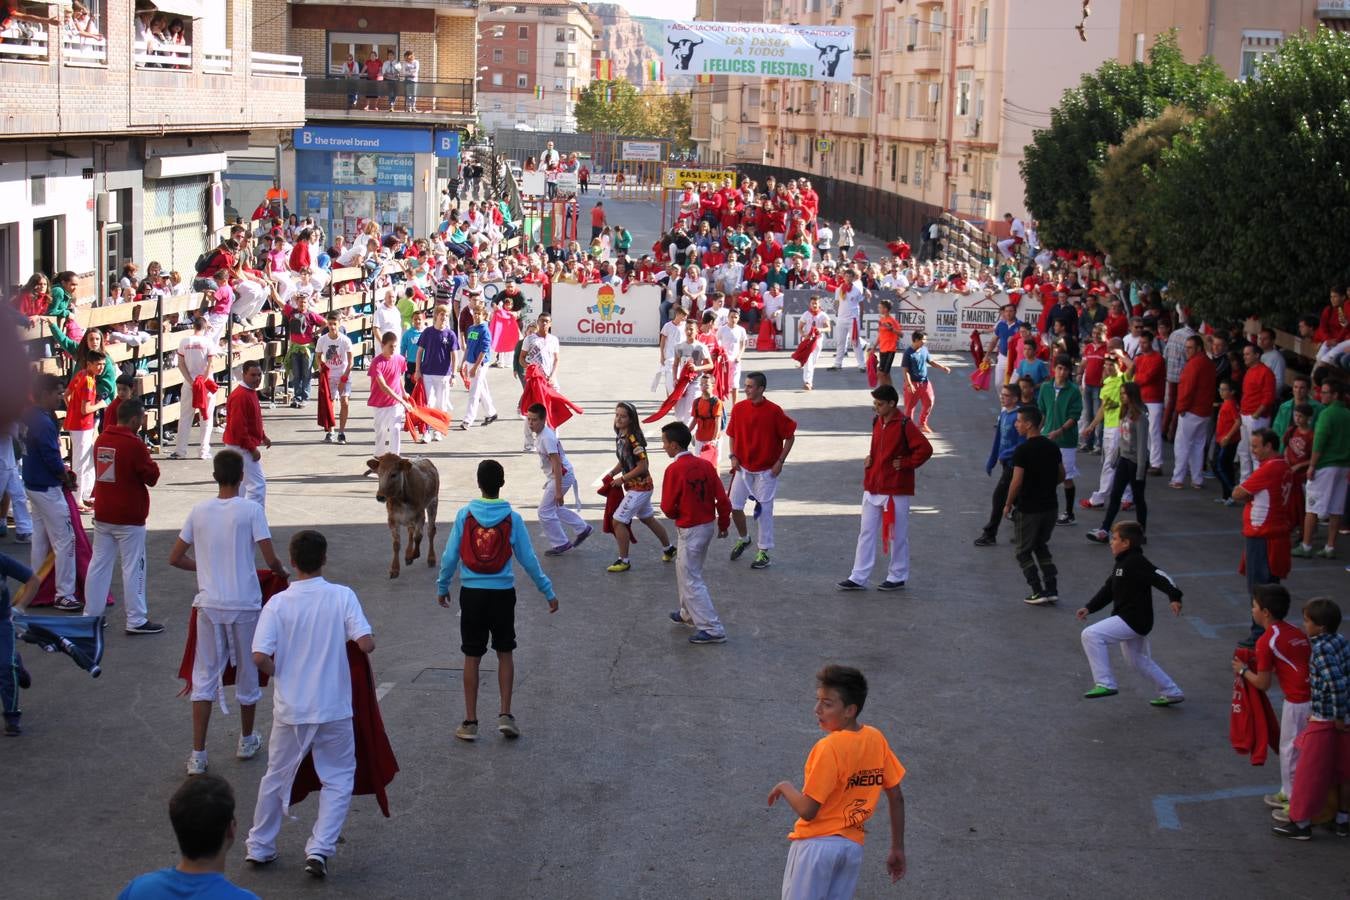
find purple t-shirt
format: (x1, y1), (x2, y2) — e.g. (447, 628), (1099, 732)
(416, 327), (459, 376)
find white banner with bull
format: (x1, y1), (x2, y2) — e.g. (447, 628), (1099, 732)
(664, 21), (856, 84)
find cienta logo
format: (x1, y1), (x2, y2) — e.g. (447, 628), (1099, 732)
(580, 285), (633, 334)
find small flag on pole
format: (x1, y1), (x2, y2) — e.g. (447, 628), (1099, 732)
(646, 59), (664, 82)
(534, 85), (544, 99)
(595, 59), (613, 80)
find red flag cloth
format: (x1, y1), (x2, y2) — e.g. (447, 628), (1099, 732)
(643, 363), (696, 423)
(866, 350), (879, 388)
(1239, 536), (1292, 582)
(881, 496), (896, 546)
(969, 359), (993, 392)
(969, 330), (986, 367)
(790, 329), (820, 368)
(712, 346), (732, 401)
(403, 379), (428, 440)
(490, 307), (521, 354)
(406, 404), (451, 435)
(697, 442), (719, 467)
(192, 376), (219, 420)
(316, 364), (336, 431)
(33, 488), (112, 608)
(596, 475), (636, 541)
(290, 641), (399, 818)
(518, 364), (583, 428)
(176, 570), (289, 695)
(756, 316), (777, 352)
(1229, 647), (1279, 765)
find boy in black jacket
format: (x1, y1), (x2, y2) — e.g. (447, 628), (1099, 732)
(1076, 521), (1186, 706)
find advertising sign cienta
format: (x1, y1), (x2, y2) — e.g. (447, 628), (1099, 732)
(551, 283), (661, 346)
(664, 22), (856, 84)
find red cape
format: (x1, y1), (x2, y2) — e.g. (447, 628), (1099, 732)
(176, 570), (289, 695)
(316, 365), (336, 431)
(403, 379), (429, 440)
(490, 307), (521, 354)
(790, 329), (820, 367)
(597, 476), (635, 541)
(866, 350), (879, 388)
(192, 376), (219, 420)
(32, 489), (112, 608)
(643, 363), (696, 423)
(711, 346), (732, 401)
(968, 330), (986, 367)
(518, 364), (583, 428)
(755, 316), (777, 352)
(290, 642), (399, 818)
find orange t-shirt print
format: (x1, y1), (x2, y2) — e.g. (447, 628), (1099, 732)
(788, 725), (906, 846)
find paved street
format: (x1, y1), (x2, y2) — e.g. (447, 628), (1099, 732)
(3, 338), (1346, 898)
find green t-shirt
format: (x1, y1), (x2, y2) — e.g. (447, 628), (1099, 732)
(1312, 402), (1350, 469)
(1100, 373), (1126, 428)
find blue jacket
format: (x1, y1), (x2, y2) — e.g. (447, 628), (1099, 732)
(21, 407), (65, 490)
(436, 498), (555, 601)
(399, 326), (424, 363)
(465, 322), (491, 366)
(986, 408), (1024, 474)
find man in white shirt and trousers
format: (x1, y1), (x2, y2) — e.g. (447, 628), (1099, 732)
(830, 270), (868, 372)
(171, 316), (218, 460)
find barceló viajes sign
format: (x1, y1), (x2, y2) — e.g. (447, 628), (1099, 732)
(664, 22), (856, 84)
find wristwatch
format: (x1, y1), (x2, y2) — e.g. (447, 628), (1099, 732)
(1237, 666), (1248, 677)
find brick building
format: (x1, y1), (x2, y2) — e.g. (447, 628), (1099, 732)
(476, 0), (597, 133)
(0, 0), (303, 296)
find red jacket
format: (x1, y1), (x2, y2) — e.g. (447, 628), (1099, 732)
(1176, 354), (1217, 417)
(660, 451), (730, 531)
(91, 425), (160, 525)
(1133, 351), (1166, 403)
(222, 385), (267, 452)
(1240, 363), (1276, 417)
(863, 412), (933, 496)
(1316, 303), (1350, 345)
(1229, 647), (1279, 766)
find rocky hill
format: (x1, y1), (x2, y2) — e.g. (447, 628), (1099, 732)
(587, 3), (666, 85)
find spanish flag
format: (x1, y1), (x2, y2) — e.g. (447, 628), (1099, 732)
(696, 74), (714, 84)
(646, 59), (664, 82)
(595, 58), (613, 80)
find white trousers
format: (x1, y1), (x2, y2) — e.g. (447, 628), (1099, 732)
(83, 521), (147, 626)
(993, 353), (1009, 391)
(423, 373), (454, 413)
(674, 381), (699, 427)
(802, 343), (822, 387)
(205, 311), (229, 345)
(69, 428), (95, 505)
(848, 493), (910, 585)
(372, 405), (405, 458)
(661, 360), (675, 395)
(1237, 414), (1269, 483)
(692, 437), (722, 467)
(190, 608), (261, 705)
(1089, 428), (1132, 505)
(223, 444), (267, 511)
(27, 485), (75, 598)
(0, 461), (32, 534)
(1145, 402), (1164, 468)
(232, 280), (270, 322)
(463, 367), (496, 426)
(833, 315), (865, 369)
(1279, 699), (1312, 800)
(1171, 412), (1207, 488)
(1080, 615), (1181, 697)
(247, 718), (356, 861)
(538, 474), (586, 547)
(676, 522), (723, 636)
(730, 468), (778, 550)
(781, 835), (863, 900)
(176, 385), (217, 458)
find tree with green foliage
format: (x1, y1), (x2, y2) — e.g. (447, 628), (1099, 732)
(574, 78), (647, 134)
(642, 90), (693, 149)
(1149, 30), (1350, 324)
(1089, 107), (1194, 282)
(1020, 33), (1230, 250)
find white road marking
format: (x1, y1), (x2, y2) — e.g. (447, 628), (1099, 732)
(376, 682), (395, 701)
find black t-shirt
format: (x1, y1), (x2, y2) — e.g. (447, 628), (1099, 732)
(1012, 435), (1062, 514)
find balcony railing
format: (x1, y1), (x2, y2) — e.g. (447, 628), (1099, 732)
(306, 74), (473, 115)
(252, 51), (302, 77)
(134, 40), (190, 69)
(62, 35), (106, 66)
(204, 48), (231, 73)
(1320, 0), (1350, 15)
(0, 28), (49, 62)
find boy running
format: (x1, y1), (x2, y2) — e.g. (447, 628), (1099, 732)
(690, 374), (723, 465)
(526, 403), (592, 555)
(660, 421), (731, 645)
(605, 402), (675, 573)
(461, 304), (499, 429)
(315, 313), (353, 444)
(245, 530), (374, 878)
(768, 665), (907, 898)
(437, 459), (558, 741)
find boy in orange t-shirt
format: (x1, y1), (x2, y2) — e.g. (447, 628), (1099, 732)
(768, 665), (907, 898)
(690, 374), (723, 466)
(874, 299), (902, 387)
(65, 352), (107, 509)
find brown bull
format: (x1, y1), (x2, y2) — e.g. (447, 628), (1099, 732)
(366, 454), (440, 578)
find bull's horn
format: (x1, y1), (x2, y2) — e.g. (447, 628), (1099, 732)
(668, 37), (679, 48)
(690, 37), (703, 46)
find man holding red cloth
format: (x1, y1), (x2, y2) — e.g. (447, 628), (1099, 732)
(223, 360), (272, 510)
(726, 372), (797, 570)
(837, 385), (933, 592)
(1232, 429), (1292, 648)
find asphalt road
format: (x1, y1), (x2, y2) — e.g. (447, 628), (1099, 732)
(3, 339), (1346, 899)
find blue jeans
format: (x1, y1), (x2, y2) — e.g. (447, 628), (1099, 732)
(1081, 385), (1101, 450)
(1213, 443), (1237, 499)
(659, 298), (673, 326)
(1, 591), (23, 725)
(1244, 535), (1278, 644)
(289, 347), (313, 401)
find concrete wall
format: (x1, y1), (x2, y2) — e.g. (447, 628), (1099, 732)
(1118, 0), (1323, 75)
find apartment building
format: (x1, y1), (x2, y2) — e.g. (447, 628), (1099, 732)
(756, 0), (1119, 229)
(0, 1), (303, 296)
(1120, 1), (1334, 79)
(476, 0), (597, 133)
(690, 0), (766, 166)
(246, 0), (477, 241)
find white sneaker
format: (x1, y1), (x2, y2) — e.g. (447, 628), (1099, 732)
(236, 733), (263, 760)
(186, 752), (208, 776)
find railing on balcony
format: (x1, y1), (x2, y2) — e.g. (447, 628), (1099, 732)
(62, 35), (106, 66)
(306, 75), (474, 116)
(0, 28), (49, 62)
(1319, 0), (1350, 16)
(252, 51), (302, 77)
(204, 48), (231, 73)
(134, 40), (191, 69)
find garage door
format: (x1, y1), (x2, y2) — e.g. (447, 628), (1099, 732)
(142, 176), (209, 277)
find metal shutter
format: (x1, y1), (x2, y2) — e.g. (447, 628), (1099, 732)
(142, 176), (209, 277)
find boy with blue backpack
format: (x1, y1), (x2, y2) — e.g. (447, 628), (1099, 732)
(437, 459), (558, 742)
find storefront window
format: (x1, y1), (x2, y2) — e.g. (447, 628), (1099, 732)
(297, 149), (416, 241)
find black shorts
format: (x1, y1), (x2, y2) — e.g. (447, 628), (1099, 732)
(878, 351), (895, 373)
(459, 586), (517, 657)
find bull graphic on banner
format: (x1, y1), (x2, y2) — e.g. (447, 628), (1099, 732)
(667, 36), (704, 72)
(814, 43), (850, 78)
